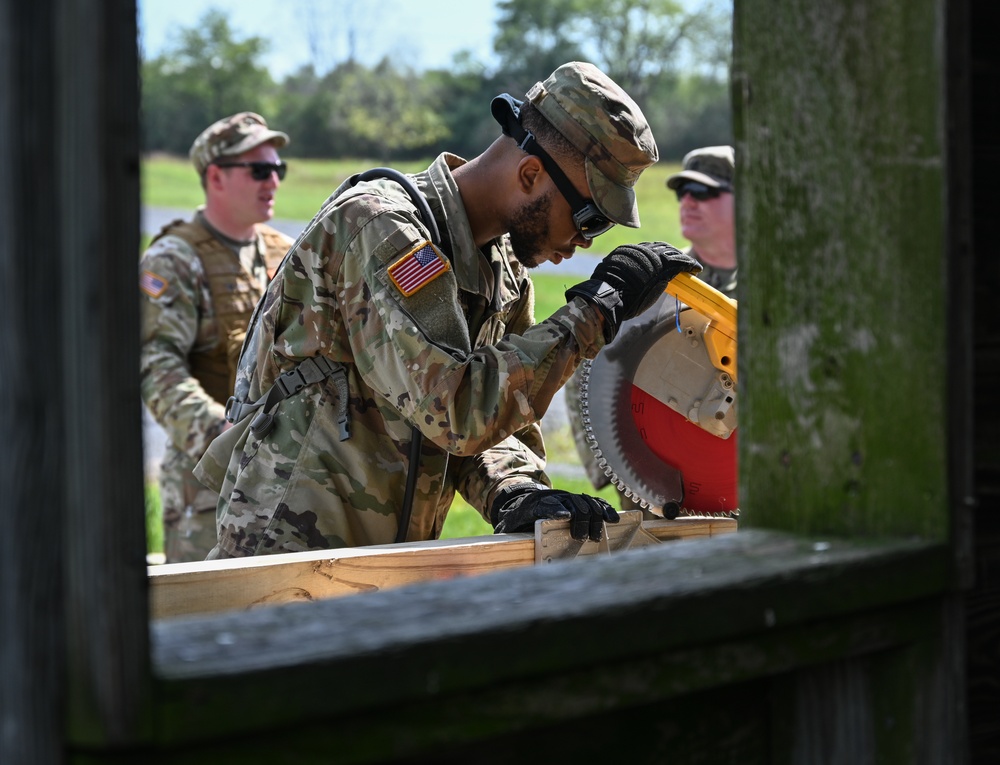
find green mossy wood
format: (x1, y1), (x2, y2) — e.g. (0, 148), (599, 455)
(735, 0), (950, 539)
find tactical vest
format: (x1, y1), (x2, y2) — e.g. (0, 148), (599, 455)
(151, 219), (289, 405)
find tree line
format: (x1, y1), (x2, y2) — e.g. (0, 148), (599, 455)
(141, 0), (732, 163)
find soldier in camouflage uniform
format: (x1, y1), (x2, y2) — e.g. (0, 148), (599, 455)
(566, 145), (738, 505)
(140, 113), (295, 562)
(195, 62), (701, 558)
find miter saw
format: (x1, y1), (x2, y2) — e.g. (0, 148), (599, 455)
(579, 272), (738, 519)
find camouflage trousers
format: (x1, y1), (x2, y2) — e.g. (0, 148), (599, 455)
(159, 445), (219, 563)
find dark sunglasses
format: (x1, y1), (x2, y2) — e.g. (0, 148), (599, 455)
(214, 160), (288, 181)
(675, 181), (723, 202)
(491, 94), (615, 241)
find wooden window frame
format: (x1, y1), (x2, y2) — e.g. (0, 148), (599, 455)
(0, 0), (974, 761)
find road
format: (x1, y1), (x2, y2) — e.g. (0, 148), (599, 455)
(141, 207), (588, 480)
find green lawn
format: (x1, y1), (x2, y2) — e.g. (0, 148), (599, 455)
(440, 476), (621, 539)
(145, 480), (164, 554)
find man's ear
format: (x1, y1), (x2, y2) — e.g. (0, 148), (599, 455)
(515, 154), (545, 195)
(204, 164), (224, 192)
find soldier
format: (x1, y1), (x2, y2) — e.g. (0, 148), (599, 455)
(565, 144), (737, 507)
(666, 145), (737, 293)
(195, 62), (701, 558)
(140, 113), (295, 563)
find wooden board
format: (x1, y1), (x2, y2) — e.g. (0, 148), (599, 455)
(148, 517), (737, 620)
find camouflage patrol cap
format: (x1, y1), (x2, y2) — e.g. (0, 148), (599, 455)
(666, 146), (735, 191)
(189, 112), (289, 176)
(525, 62), (658, 228)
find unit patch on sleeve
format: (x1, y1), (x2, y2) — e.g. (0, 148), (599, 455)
(387, 241), (450, 297)
(140, 269), (169, 298)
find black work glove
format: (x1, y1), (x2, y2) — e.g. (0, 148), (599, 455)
(491, 483), (619, 542)
(566, 242), (702, 342)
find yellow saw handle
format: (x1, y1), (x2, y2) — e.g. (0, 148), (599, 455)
(664, 272), (738, 382)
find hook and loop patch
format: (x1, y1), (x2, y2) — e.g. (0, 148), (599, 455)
(387, 241), (449, 297)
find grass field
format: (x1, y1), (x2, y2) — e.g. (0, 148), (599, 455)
(142, 154), (657, 552)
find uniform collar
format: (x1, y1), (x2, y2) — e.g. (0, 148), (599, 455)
(195, 208), (256, 248)
(417, 153), (520, 306)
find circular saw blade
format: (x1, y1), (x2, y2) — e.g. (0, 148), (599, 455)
(580, 300), (739, 517)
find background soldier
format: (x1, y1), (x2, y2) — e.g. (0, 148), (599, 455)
(140, 112), (294, 562)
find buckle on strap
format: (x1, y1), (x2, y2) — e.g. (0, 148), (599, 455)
(225, 395), (260, 424)
(273, 356), (336, 398)
(237, 356), (349, 441)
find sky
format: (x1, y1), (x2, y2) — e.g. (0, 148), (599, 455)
(138, 0), (501, 77)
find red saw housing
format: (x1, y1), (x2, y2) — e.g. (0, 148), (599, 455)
(630, 380), (738, 514)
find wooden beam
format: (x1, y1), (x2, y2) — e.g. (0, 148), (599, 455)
(55, 0), (150, 747)
(735, 0), (951, 539)
(148, 517), (737, 619)
(2, 0), (147, 756)
(146, 532), (949, 752)
(1, 6), (65, 761)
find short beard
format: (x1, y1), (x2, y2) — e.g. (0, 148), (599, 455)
(505, 192), (553, 269)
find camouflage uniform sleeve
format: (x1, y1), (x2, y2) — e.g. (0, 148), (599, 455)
(139, 237), (227, 461)
(332, 207), (608, 459)
(453, 426), (550, 523)
(452, 273), (553, 521)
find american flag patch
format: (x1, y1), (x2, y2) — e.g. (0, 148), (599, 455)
(140, 269), (169, 298)
(387, 241), (449, 297)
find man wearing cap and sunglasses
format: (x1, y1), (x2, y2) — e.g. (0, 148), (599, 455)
(140, 112), (295, 563)
(194, 63), (700, 559)
(566, 144), (737, 507)
(667, 145), (736, 291)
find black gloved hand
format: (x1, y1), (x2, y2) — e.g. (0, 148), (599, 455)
(566, 242), (702, 342)
(491, 483), (619, 542)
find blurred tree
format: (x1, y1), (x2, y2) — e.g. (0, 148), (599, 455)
(141, 10), (276, 154)
(580, 0), (723, 103)
(141, 2), (733, 162)
(423, 55), (507, 160)
(492, 0), (587, 91)
(648, 72), (732, 158)
(491, 0), (732, 160)
(274, 64), (337, 158)
(325, 59), (450, 161)
(291, 0), (385, 75)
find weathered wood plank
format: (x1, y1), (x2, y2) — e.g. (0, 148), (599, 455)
(735, 0), (950, 539)
(1, 4), (66, 763)
(148, 517), (737, 619)
(149, 536), (531, 619)
(110, 599), (945, 764)
(3, 0), (148, 759)
(55, 0), (151, 747)
(147, 531), (949, 746)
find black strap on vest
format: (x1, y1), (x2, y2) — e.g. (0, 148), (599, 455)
(350, 169), (440, 544)
(352, 168), (441, 245)
(224, 356), (349, 441)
